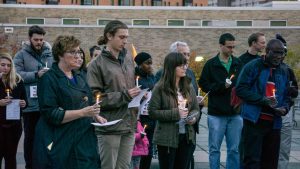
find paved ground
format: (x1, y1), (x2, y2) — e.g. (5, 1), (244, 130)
(2, 107), (300, 169)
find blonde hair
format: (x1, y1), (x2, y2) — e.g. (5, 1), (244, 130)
(0, 53), (22, 89)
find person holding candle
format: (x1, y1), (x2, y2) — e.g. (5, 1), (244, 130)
(0, 53), (27, 169)
(148, 52), (200, 169)
(198, 33), (243, 169)
(87, 20), (141, 169)
(32, 35), (106, 169)
(13, 25), (53, 169)
(134, 52), (157, 169)
(236, 39), (290, 169)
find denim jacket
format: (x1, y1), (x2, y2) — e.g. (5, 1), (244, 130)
(236, 58), (289, 129)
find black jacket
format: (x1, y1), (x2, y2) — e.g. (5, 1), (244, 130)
(198, 54), (243, 116)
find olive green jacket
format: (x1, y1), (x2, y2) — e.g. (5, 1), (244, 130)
(148, 85), (200, 148)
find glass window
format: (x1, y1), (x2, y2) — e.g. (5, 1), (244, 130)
(81, 0), (93, 5)
(26, 18), (45, 25)
(237, 20), (252, 27)
(98, 19), (113, 26)
(62, 18), (80, 25)
(132, 20), (150, 26)
(202, 20), (212, 27)
(168, 20), (184, 26)
(270, 20), (287, 27)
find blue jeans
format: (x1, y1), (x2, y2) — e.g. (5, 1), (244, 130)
(207, 114), (243, 169)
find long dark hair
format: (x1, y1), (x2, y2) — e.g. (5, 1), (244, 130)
(158, 52), (191, 99)
(97, 20), (128, 45)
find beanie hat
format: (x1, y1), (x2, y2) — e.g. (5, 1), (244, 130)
(134, 52), (151, 65)
(276, 34), (287, 49)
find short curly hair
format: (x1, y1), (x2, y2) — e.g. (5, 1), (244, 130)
(52, 35), (81, 62)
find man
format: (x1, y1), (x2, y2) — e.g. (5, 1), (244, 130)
(236, 39), (289, 169)
(238, 32), (266, 168)
(87, 20), (141, 169)
(239, 32), (266, 65)
(89, 45), (101, 60)
(155, 41), (198, 94)
(276, 34), (299, 169)
(14, 25), (53, 169)
(198, 33), (243, 169)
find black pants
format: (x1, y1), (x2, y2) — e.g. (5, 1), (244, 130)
(23, 112), (40, 169)
(0, 122), (22, 169)
(157, 134), (195, 169)
(243, 119), (280, 169)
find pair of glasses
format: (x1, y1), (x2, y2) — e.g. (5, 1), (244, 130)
(178, 64), (188, 69)
(66, 50), (84, 58)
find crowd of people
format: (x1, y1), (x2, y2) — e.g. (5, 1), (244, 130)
(0, 20), (298, 169)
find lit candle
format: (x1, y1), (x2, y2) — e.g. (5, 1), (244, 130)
(229, 74), (235, 80)
(6, 89), (10, 97)
(143, 124), (147, 132)
(272, 89), (276, 98)
(183, 99), (187, 109)
(136, 76), (139, 87)
(96, 94), (101, 104)
(198, 88), (201, 97)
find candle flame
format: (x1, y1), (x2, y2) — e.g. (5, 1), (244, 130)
(96, 94), (100, 100)
(272, 89), (276, 97)
(230, 74), (235, 80)
(6, 89), (10, 93)
(136, 76), (139, 80)
(143, 125), (147, 130)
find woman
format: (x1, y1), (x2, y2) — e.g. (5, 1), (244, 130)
(148, 52), (200, 169)
(0, 53), (27, 169)
(134, 52), (157, 169)
(32, 35), (106, 169)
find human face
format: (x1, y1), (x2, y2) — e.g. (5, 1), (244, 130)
(175, 64), (187, 78)
(0, 58), (11, 76)
(220, 41), (235, 57)
(177, 45), (190, 61)
(29, 33), (44, 51)
(107, 29), (128, 53)
(140, 58), (153, 74)
(253, 36), (266, 53)
(61, 46), (83, 70)
(265, 43), (285, 67)
(92, 49), (101, 59)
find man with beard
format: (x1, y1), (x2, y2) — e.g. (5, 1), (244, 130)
(236, 39), (289, 169)
(14, 25), (53, 169)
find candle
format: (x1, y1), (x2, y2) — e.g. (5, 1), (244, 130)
(6, 89), (10, 97)
(143, 124), (147, 132)
(198, 88), (201, 97)
(136, 76), (139, 87)
(272, 89), (276, 98)
(96, 94), (101, 104)
(229, 74), (235, 80)
(45, 62), (48, 69)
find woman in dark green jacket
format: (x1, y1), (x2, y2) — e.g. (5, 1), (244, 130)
(33, 35), (106, 169)
(148, 52), (200, 169)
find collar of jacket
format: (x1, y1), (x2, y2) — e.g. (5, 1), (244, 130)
(212, 53), (240, 67)
(101, 46), (127, 64)
(50, 62), (80, 78)
(23, 42), (51, 57)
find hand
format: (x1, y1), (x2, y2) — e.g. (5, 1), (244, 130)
(37, 68), (49, 78)
(81, 104), (100, 117)
(0, 98), (12, 106)
(140, 131), (146, 138)
(274, 107), (287, 116)
(179, 108), (188, 118)
(19, 100), (26, 108)
(186, 117), (197, 125)
(197, 96), (204, 106)
(94, 114), (107, 123)
(265, 97), (278, 108)
(128, 87), (141, 98)
(225, 79), (232, 88)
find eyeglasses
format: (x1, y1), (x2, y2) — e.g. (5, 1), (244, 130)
(66, 50), (84, 58)
(182, 52), (190, 57)
(225, 46), (235, 49)
(178, 64), (188, 69)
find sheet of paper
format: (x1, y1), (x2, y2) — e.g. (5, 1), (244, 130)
(139, 91), (152, 115)
(6, 99), (20, 120)
(30, 85), (37, 98)
(128, 88), (148, 108)
(91, 119), (122, 127)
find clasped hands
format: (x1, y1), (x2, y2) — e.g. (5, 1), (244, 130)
(179, 108), (196, 125)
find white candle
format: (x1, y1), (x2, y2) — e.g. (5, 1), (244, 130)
(272, 89), (276, 98)
(143, 125), (147, 132)
(229, 74), (235, 80)
(96, 94), (101, 104)
(198, 88), (201, 97)
(136, 76), (139, 87)
(45, 62), (48, 69)
(6, 89), (10, 97)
